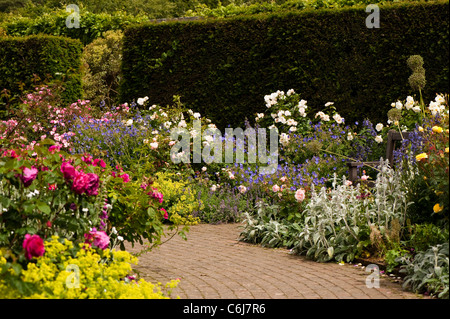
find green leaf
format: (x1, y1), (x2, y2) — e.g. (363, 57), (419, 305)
(36, 201), (51, 215)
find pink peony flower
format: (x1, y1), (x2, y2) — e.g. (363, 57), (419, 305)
(61, 161), (76, 180)
(21, 166), (38, 187)
(23, 234), (45, 260)
(294, 188), (306, 202)
(84, 228), (109, 250)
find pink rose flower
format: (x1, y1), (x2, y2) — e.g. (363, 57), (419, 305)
(72, 171), (99, 196)
(61, 161), (76, 180)
(119, 173), (130, 183)
(84, 228), (110, 250)
(295, 188), (306, 202)
(161, 208), (169, 219)
(272, 184), (280, 192)
(21, 166), (38, 187)
(84, 173), (100, 196)
(23, 234), (45, 260)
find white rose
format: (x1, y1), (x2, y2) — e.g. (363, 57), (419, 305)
(375, 123), (383, 132)
(375, 135), (383, 143)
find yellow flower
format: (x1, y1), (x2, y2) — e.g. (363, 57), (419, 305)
(432, 126), (443, 133)
(415, 153), (428, 161)
(433, 203), (444, 213)
(445, 147), (449, 153)
(418, 126), (424, 132)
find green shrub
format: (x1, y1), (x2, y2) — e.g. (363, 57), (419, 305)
(81, 30), (123, 107)
(120, 0), (449, 130)
(0, 35), (82, 107)
(2, 8), (148, 45)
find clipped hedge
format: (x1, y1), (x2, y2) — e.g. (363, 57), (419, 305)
(2, 10), (149, 45)
(0, 34), (83, 105)
(120, 0), (449, 130)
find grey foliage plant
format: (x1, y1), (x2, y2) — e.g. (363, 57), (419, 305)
(293, 159), (412, 262)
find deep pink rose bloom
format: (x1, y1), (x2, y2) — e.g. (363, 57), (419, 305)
(71, 171), (88, 194)
(84, 228), (109, 249)
(119, 173), (130, 183)
(72, 171), (99, 196)
(84, 173), (99, 196)
(21, 166), (38, 187)
(93, 158), (106, 168)
(161, 208), (168, 220)
(61, 162), (76, 180)
(23, 234), (45, 260)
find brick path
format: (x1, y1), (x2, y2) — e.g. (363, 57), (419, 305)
(125, 223), (423, 299)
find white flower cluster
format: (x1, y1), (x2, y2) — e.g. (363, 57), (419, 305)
(264, 90), (286, 108)
(297, 99), (308, 117)
(391, 96), (421, 113)
(137, 96), (149, 106)
(429, 94), (447, 116)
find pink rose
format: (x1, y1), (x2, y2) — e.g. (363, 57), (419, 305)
(84, 228), (109, 250)
(21, 166), (38, 187)
(23, 234), (45, 260)
(161, 208), (168, 219)
(272, 184), (280, 192)
(72, 171), (99, 196)
(84, 173), (99, 196)
(93, 158), (106, 168)
(119, 173), (130, 183)
(61, 162), (76, 180)
(72, 171), (89, 194)
(295, 188), (306, 202)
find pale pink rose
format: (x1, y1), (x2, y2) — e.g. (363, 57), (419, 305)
(295, 188), (306, 202)
(272, 184), (280, 192)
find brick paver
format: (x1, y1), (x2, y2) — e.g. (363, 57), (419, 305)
(125, 223), (423, 299)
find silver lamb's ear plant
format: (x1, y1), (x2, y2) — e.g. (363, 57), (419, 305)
(294, 159), (413, 263)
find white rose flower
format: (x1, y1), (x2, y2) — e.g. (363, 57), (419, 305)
(347, 132), (353, 141)
(287, 89), (295, 96)
(137, 98), (146, 105)
(325, 102), (334, 107)
(375, 135), (383, 143)
(375, 123), (383, 132)
(193, 112), (201, 119)
(125, 119), (133, 126)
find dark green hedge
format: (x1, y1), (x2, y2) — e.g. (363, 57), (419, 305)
(120, 1), (449, 130)
(0, 35), (83, 105)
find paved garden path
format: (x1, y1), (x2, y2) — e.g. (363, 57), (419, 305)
(125, 223), (423, 299)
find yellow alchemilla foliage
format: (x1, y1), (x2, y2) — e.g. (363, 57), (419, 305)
(0, 237), (179, 299)
(152, 172), (201, 225)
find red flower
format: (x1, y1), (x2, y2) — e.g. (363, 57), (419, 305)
(23, 234), (45, 260)
(48, 183), (57, 190)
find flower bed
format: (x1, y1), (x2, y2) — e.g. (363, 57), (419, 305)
(1, 55), (448, 298)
